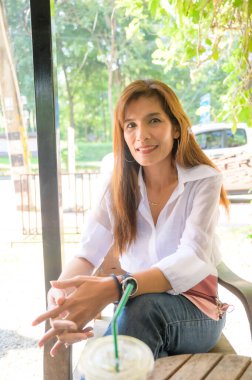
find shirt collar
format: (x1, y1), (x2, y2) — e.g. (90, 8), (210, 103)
(176, 162), (221, 184)
(138, 162), (220, 200)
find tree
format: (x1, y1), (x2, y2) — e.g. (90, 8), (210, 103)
(0, 0), (31, 207)
(118, 0), (252, 127)
(3, 0), (35, 130)
(3, 0), (242, 179)
(54, 0), (168, 153)
(55, 0), (121, 172)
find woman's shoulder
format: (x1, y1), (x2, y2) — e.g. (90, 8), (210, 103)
(177, 163), (222, 184)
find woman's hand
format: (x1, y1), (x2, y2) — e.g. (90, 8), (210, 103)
(45, 319), (94, 357)
(32, 275), (118, 354)
(47, 283), (76, 320)
(47, 286), (66, 309)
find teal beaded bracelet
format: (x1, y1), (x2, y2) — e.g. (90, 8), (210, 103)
(110, 274), (122, 302)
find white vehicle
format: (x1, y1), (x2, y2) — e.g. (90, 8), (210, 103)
(192, 123), (252, 194)
(101, 123), (252, 194)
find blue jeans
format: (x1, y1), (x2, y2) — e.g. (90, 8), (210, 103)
(104, 293), (226, 359)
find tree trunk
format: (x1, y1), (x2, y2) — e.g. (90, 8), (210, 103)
(62, 64), (75, 174)
(62, 63), (76, 210)
(0, 1), (31, 209)
(106, 1), (116, 139)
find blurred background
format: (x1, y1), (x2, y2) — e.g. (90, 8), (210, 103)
(0, 0), (251, 379)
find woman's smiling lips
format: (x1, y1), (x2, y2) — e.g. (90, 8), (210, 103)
(135, 145), (158, 154)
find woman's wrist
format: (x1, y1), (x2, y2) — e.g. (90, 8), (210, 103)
(102, 276), (121, 303)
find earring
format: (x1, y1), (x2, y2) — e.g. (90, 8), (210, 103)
(176, 138), (180, 153)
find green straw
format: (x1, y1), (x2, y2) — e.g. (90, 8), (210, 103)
(112, 283), (134, 373)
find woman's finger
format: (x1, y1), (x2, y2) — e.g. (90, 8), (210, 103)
(32, 303), (68, 326)
(47, 289), (66, 311)
(51, 319), (78, 331)
(82, 326), (93, 334)
(50, 278), (83, 289)
(54, 289), (66, 306)
(57, 331), (94, 344)
(50, 275), (97, 289)
(50, 340), (64, 357)
(38, 327), (59, 347)
(50, 276), (94, 289)
(58, 311), (68, 319)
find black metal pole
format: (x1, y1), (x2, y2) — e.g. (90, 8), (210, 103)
(29, 0), (72, 379)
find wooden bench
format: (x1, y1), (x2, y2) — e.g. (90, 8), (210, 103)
(43, 252), (252, 379)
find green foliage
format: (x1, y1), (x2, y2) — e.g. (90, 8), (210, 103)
(0, 155), (38, 174)
(2, 0), (251, 175)
(61, 142), (113, 164)
(3, 0), (35, 128)
(76, 142), (112, 162)
(118, 0), (252, 126)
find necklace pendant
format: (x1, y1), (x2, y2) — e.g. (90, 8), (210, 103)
(149, 200), (159, 206)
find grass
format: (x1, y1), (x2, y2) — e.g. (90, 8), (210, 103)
(76, 142), (112, 162)
(0, 142), (113, 174)
(0, 157), (10, 165)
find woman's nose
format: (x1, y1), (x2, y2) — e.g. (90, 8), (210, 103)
(136, 124), (150, 141)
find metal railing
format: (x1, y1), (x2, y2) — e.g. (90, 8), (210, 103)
(14, 171), (252, 236)
(18, 171), (100, 235)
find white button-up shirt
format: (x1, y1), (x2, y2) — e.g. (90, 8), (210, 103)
(77, 163), (223, 295)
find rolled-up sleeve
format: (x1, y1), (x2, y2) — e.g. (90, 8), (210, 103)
(76, 212), (113, 267)
(75, 174), (113, 267)
(153, 174), (222, 293)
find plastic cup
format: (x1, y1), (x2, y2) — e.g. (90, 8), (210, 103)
(78, 335), (155, 380)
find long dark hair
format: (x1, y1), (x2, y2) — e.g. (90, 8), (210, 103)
(111, 79), (229, 255)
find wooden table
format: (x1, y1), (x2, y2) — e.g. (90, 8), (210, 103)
(148, 353), (252, 380)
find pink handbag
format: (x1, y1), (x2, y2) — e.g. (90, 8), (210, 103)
(183, 275), (229, 320)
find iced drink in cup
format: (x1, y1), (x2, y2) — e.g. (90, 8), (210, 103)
(78, 335), (155, 380)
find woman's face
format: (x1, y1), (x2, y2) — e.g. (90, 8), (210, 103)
(123, 96), (179, 167)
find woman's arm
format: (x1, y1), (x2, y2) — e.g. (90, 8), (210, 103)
(47, 257), (95, 310)
(130, 267), (172, 295)
(32, 267), (170, 354)
(58, 257), (95, 279)
(34, 267), (171, 331)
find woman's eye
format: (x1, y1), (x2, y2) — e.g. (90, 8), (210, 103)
(150, 118), (161, 124)
(126, 122), (136, 129)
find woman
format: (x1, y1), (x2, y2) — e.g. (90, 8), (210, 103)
(33, 79), (229, 358)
